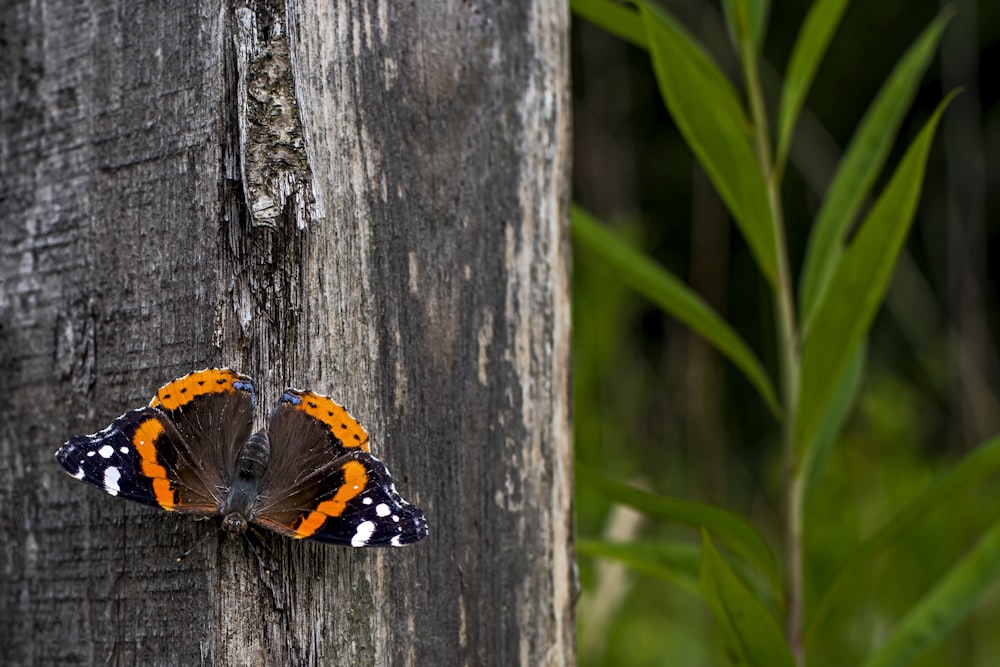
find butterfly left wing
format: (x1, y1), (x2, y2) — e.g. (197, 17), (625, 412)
(55, 408), (221, 515)
(148, 368), (256, 488)
(252, 389), (428, 547)
(56, 368), (256, 516)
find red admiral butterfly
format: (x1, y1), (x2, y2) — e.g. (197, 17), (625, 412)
(55, 369), (428, 547)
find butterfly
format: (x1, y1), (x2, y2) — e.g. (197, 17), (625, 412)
(55, 368), (428, 547)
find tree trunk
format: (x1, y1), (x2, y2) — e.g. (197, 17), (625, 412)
(0, 1), (573, 664)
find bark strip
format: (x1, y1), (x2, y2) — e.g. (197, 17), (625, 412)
(233, 0), (318, 229)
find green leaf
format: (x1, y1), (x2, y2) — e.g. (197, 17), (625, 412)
(860, 517), (1000, 667)
(699, 531), (795, 667)
(774, 0), (852, 175)
(572, 205), (780, 415)
(721, 0), (770, 54)
(570, 0), (647, 49)
(802, 339), (867, 494)
(794, 92), (958, 463)
(807, 432), (1000, 645)
(577, 539), (702, 598)
(798, 10), (954, 329)
(578, 466), (782, 592)
(579, 539), (774, 608)
(638, 3), (778, 284)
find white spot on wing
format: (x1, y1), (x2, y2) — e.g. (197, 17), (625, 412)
(362, 497), (373, 505)
(73, 468), (86, 480)
(103, 467), (122, 495)
(390, 534), (403, 547)
(120, 447), (129, 454)
(98, 445), (115, 459)
(351, 520), (376, 547)
(375, 503), (390, 517)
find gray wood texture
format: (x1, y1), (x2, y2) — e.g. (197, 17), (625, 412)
(0, 1), (573, 664)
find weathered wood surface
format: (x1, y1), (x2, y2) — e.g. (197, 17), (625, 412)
(0, 1), (573, 664)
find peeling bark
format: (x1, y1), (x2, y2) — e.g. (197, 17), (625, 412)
(0, 1), (573, 665)
(233, 0), (318, 229)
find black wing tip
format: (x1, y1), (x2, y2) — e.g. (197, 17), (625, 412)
(54, 441), (70, 460)
(55, 408), (145, 464)
(54, 442), (73, 470)
(383, 505), (429, 547)
(401, 514), (430, 545)
(55, 434), (89, 466)
(53, 438), (91, 482)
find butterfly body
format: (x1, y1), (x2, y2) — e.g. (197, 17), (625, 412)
(55, 369), (428, 548)
(220, 430), (271, 535)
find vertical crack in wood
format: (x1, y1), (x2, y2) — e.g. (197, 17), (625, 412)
(215, 6), (313, 659)
(218, 0), (308, 414)
(234, 0), (318, 229)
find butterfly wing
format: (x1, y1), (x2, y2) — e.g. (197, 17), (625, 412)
(56, 368), (256, 515)
(55, 408), (220, 514)
(148, 368), (256, 493)
(252, 390), (428, 547)
(267, 388), (371, 455)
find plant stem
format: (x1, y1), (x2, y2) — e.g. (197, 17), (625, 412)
(736, 18), (805, 666)
(768, 157), (804, 665)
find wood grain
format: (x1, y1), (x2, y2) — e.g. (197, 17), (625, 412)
(0, 0), (572, 664)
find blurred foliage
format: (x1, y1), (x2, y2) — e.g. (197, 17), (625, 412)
(571, 0), (1000, 665)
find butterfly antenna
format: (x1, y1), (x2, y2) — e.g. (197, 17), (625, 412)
(175, 526), (215, 563)
(243, 526), (275, 575)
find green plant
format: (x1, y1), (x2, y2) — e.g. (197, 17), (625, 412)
(572, 1), (1000, 665)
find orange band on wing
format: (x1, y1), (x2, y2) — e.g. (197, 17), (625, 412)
(292, 392), (370, 451)
(149, 369), (243, 411)
(151, 479), (176, 511)
(132, 418), (176, 510)
(294, 460), (368, 538)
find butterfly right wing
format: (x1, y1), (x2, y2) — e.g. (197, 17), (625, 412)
(253, 449), (429, 547)
(251, 389), (428, 547)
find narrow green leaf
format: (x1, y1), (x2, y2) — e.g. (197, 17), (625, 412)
(570, 0), (647, 50)
(775, 0), (852, 175)
(699, 531), (795, 667)
(641, 3), (752, 130)
(798, 10), (954, 328)
(807, 433), (1000, 645)
(580, 539), (774, 608)
(721, 0), (770, 54)
(572, 205), (780, 415)
(638, 3), (778, 284)
(861, 518), (1000, 667)
(795, 92), (958, 462)
(578, 466), (782, 591)
(803, 339), (867, 494)
(577, 539), (702, 598)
